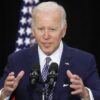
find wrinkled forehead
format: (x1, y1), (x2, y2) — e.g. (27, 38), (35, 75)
(32, 9), (62, 24)
(33, 10), (62, 27)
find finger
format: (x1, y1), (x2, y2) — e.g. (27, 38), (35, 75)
(71, 89), (82, 95)
(70, 78), (81, 85)
(7, 72), (15, 81)
(70, 84), (81, 90)
(73, 75), (80, 80)
(15, 71), (24, 82)
(6, 75), (15, 81)
(5, 81), (15, 86)
(9, 72), (15, 76)
(66, 70), (74, 79)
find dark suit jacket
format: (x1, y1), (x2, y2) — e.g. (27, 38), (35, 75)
(0, 43), (100, 100)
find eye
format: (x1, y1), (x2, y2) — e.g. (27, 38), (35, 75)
(51, 28), (55, 30)
(49, 28), (56, 31)
(38, 27), (44, 31)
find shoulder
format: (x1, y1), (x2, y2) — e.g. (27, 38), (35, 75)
(63, 43), (95, 62)
(63, 43), (97, 76)
(8, 44), (38, 60)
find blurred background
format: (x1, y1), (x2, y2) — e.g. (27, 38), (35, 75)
(0, 0), (100, 77)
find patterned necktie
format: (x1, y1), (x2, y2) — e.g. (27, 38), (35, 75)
(42, 57), (51, 82)
(41, 57), (54, 100)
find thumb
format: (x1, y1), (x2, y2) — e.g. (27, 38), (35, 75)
(16, 70), (24, 83)
(66, 70), (73, 79)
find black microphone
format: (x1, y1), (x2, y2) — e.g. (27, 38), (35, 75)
(29, 64), (40, 86)
(47, 63), (58, 88)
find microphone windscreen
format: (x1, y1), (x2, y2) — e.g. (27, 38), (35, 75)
(49, 63), (58, 73)
(29, 64), (40, 85)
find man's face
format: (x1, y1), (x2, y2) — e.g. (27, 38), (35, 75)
(32, 10), (66, 55)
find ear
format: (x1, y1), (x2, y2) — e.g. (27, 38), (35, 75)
(62, 24), (67, 38)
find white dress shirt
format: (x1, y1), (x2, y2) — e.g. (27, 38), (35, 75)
(0, 41), (94, 100)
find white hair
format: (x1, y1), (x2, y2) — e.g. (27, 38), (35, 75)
(32, 1), (67, 29)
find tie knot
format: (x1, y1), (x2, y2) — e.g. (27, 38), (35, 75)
(45, 57), (51, 66)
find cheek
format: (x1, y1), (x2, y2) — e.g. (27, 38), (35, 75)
(54, 34), (63, 41)
(52, 36), (62, 47)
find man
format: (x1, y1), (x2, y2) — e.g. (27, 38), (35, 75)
(0, 1), (100, 100)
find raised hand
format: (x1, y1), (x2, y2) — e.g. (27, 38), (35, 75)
(66, 70), (89, 99)
(1, 70), (24, 99)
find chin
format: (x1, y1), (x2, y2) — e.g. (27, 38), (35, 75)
(43, 50), (53, 56)
(43, 51), (51, 56)
(42, 46), (54, 55)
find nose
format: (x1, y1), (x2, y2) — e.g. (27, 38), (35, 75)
(43, 30), (50, 39)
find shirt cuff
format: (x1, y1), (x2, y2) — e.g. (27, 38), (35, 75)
(81, 87), (94, 100)
(0, 89), (10, 100)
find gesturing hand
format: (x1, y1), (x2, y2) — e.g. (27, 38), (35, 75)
(2, 71), (24, 98)
(66, 70), (89, 99)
